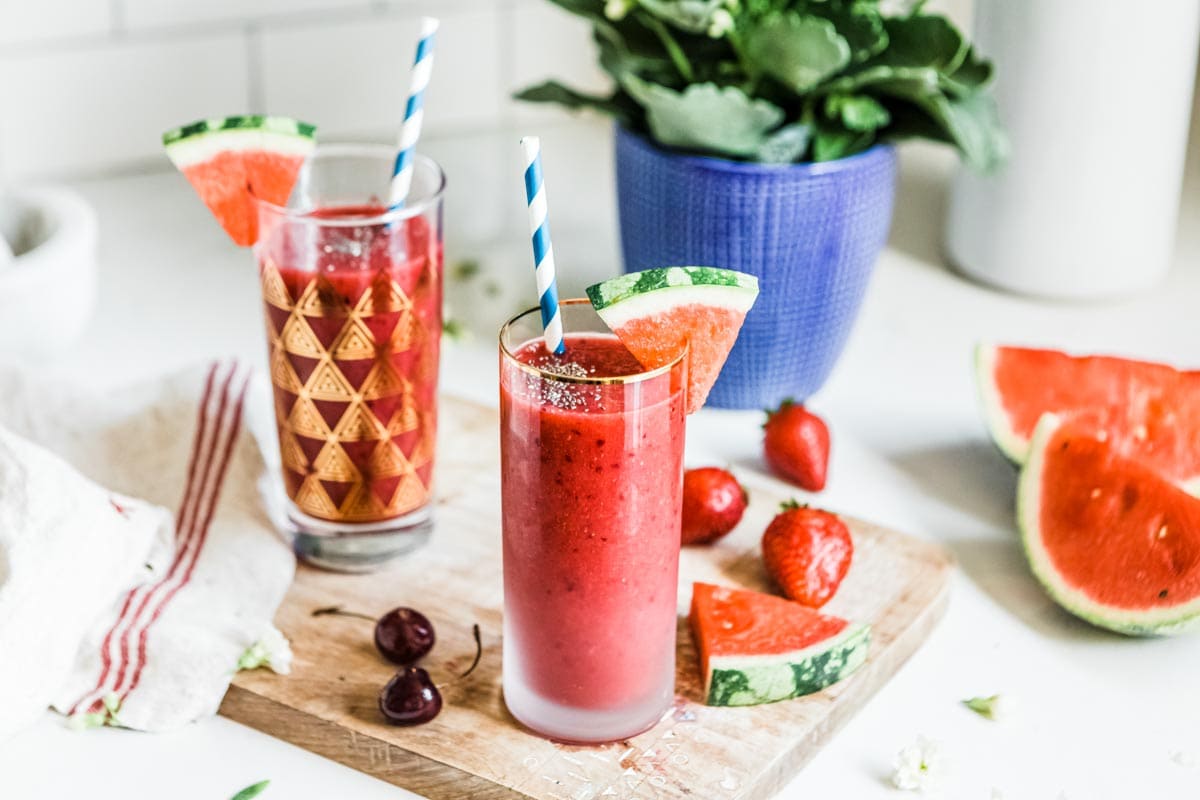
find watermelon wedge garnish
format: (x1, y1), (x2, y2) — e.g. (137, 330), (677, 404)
(689, 582), (869, 706)
(163, 115), (316, 246)
(1018, 414), (1200, 636)
(586, 267), (758, 414)
(976, 344), (1200, 493)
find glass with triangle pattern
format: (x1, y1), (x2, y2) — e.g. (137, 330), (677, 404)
(252, 144), (445, 571)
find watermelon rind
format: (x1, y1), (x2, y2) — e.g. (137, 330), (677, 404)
(163, 115), (316, 169)
(1017, 413), (1200, 636)
(586, 266), (758, 330)
(974, 342), (1030, 465)
(704, 622), (870, 707)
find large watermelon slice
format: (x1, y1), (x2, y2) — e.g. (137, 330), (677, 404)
(1018, 414), (1200, 636)
(688, 582), (869, 706)
(163, 115), (316, 246)
(586, 267), (758, 414)
(976, 344), (1200, 492)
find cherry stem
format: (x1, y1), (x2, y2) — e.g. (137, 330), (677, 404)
(460, 624), (482, 679)
(311, 605), (376, 622)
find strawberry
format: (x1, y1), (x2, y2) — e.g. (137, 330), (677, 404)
(760, 501), (853, 608)
(681, 467), (748, 545)
(763, 400), (830, 491)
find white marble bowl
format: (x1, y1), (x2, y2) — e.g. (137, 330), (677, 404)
(0, 187), (98, 360)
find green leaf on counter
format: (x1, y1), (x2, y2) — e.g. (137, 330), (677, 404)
(743, 13), (851, 93)
(230, 780), (271, 800)
(622, 77), (784, 157)
(963, 694), (1003, 721)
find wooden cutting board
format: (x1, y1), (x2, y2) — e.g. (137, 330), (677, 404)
(220, 397), (952, 799)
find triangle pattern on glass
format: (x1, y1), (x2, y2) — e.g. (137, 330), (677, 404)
(391, 428), (421, 461)
(394, 474), (426, 510)
(260, 260), (292, 308)
(295, 475), (339, 518)
(370, 439), (409, 476)
(335, 402), (385, 442)
(319, 479), (356, 511)
(312, 398), (350, 430)
(390, 311), (419, 351)
(293, 434), (327, 470)
(337, 358), (376, 392)
(264, 303), (292, 339)
(282, 467), (306, 499)
(313, 440), (357, 481)
(387, 401), (420, 436)
(415, 462), (434, 491)
(273, 386), (300, 419)
(340, 439), (378, 473)
(270, 348), (303, 394)
(362, 310), (402, 345)
(332, 317), (377, 360)
(288, 399), (331, 438)
(360, 362), (406, 401)
(365, 395), (403, 428)
(370, 474), (403, 508)
(354, 277), (411, 317)
(308, 361), (353, 400)
(304, 314), (348, 351)
(277, 429), (309, 472)
(280, 315), (325, 358)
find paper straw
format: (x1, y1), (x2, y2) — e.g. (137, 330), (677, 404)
(389, 16), (439, 207)
(520, 136), (565, 355)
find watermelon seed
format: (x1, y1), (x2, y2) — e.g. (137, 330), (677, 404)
(1090, 488), (1102, 499)
(1158, 525), (1169, 539)
(1160, 590), (1169, 599)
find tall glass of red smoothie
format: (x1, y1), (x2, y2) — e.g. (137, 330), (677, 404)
(499, 299), (687, 742)
(252, 144), (444, 571)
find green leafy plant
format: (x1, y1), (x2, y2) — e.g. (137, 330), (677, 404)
(516, 0), (1005, 168)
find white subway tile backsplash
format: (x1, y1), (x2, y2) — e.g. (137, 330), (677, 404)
(0, 35), (249, 177)
(510, 0), (610, 123)
(259, 5), (504, 141)
(0, 0), (112, 46)
(120, 0), (371, 32)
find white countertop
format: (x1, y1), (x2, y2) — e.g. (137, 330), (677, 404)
(3, 120), (1200, 799)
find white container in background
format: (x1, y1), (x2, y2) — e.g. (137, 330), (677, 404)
(0, 187), (99, 361)
(947, 0), (1200, 299)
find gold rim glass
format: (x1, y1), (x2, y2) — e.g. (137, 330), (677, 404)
(498, 299), (686, 385)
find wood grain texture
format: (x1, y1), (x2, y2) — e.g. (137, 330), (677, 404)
(220, 397), (953, 799)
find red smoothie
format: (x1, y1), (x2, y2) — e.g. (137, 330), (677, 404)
(500, 332), (686, 740)
(257, 206), (442, 524)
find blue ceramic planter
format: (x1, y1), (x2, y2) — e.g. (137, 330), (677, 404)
(615, 126), (896, 409)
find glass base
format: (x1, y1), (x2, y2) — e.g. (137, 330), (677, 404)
(502, 668), (673, 744)
(288, 503), (432, 572)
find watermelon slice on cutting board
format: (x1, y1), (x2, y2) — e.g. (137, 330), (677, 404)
(163, 115), (316, 246)
(587, 267), (758, 414)
(1018, 413), (1200, 636)
(976, 344), (1200, 492)
(689, 582), (870, 706)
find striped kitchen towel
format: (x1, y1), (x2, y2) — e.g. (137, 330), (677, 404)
(0, 360), (294, 736)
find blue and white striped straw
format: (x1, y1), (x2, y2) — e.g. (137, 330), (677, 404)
(389, 16), (439, 207)
(520, 136), (565, 355)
